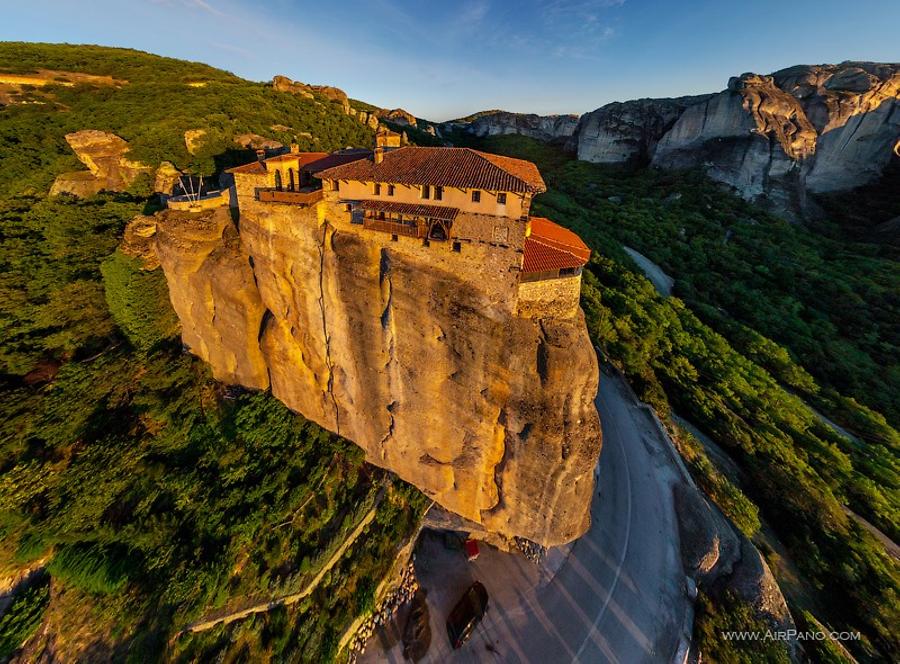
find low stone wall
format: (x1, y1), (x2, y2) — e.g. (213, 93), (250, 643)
(167, 189), (231, 212)
(517, 274), (581, 318)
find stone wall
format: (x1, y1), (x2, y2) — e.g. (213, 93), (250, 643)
(517, 275), (581, 319)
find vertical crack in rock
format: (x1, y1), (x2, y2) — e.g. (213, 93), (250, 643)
(378, 248), (399, 458)
(379, 401), (397, 448)
(317, 223), (340, 433)
(480, 407), (510, 521)
(536, 320), (550, 387)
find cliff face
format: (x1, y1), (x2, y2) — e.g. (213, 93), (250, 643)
(574, 62), (900, 211)
(574, 96), (712, 165)
(150, 206), (601, 547)
(455, 111), (579, 142)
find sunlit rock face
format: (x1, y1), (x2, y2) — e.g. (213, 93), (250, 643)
(573, 62), (900, 211)
(49, 130), (179, 198)
(152, 206), (601, 547)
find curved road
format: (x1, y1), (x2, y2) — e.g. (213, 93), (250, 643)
(363, 367), (691, 663)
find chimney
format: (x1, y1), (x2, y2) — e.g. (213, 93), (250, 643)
(290, 143), (300, 154)
(256, 148), (266, 162)
(374, 146), (384, 164)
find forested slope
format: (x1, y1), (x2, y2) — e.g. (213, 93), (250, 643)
(0, 44), (424, 662)
(451, 133), (899, 662)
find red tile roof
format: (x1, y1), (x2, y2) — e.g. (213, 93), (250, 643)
(360, 200), (459, 221)
(227, 161), (266, 175)
(314, 147), (546, 194)
(226, 151), (368, 176)
(522, 217), (591, 273)
(264, 151), (329, 166)
(304, 151), (371, 173)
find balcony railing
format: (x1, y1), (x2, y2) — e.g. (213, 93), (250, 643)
(257, 188), (323, 206)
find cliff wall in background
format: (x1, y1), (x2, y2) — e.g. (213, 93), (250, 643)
(576, 62), (900, 213)
(148, 205), (601, 547)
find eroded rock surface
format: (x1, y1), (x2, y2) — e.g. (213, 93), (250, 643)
(573, 62), (900, 212)
(455, 111), (579, 142)
(50, 130), (154, 197)
(575, 96), (711, 165)
(151, 206), (601, 547)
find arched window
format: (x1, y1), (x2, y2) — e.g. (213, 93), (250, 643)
(288, 168), (295, 191)
(274, 170), (283, 191)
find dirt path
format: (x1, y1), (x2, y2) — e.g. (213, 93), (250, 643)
(176, 501), (379, 637)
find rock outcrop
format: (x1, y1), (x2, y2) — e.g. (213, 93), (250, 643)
(148, 206), (601, 547)
(574, 96), (711, 165)
(376, 108), (417, 127)
(454, 111), (579, 142)
(673, 483), (800, 659)
(273, 75), (351, 113)
(573, 62), (900, 213)
(50, 130), (154, 196)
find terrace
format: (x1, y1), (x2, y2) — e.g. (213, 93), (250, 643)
(257, 187), (324, 206)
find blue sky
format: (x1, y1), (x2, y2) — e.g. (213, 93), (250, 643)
(2, 0), (898, 120)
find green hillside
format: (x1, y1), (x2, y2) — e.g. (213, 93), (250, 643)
(0, 43), (423, 662)
(0, 42), (373, 196)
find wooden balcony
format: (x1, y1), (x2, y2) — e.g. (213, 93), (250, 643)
(257, 188), (323, 206)
(363, 217), (423, 238)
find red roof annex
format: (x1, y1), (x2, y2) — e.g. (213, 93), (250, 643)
(522, 217), (591, 273)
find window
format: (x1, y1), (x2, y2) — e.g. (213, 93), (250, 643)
(497, 192), (507, 205)
(378, 211), (386, 220)
(423, 238), (430, 247)
(452, 241), (462, 253)
(471, 190), (481, 203)
(374, 183), (381, 195)
(274, 170), (283, 191)
(421, 185), (431, 199)
(388, 184), (395, 196)
(391, 234), (398, 242)
(434, 186), (443, 201)
(332, 179), (340, 192)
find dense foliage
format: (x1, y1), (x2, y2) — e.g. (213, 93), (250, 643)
(0, 44), (424, 661)
(0, 42), (374, 197)
(458, 134), (900, 661)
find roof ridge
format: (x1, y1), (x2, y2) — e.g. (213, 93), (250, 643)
(465, 148), (531, 189)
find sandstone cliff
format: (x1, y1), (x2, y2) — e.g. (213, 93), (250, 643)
(50, 130), (156, 197)
(452, 110), (579, 142)
(574, 62), (900, 212)
(147, 207), (601, 547)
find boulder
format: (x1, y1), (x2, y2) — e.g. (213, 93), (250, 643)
(184, 128), (207, 155)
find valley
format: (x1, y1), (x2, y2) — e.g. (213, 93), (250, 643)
(0, 41), (897, 663)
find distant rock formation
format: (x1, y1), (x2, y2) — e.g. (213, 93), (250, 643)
(573, 96), (712, 165)
(272, 75), (351, 113)
(573, 62), (900, 214)
(376, 108), (417, 127)
(452, 110), (579, 142)
(50, 130), (155, 197)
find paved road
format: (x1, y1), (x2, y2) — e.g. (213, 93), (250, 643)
(362, 368), (690, 663)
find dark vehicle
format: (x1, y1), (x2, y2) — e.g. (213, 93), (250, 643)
(402, 589), (431, 661)
(446, 581), (489, 649)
